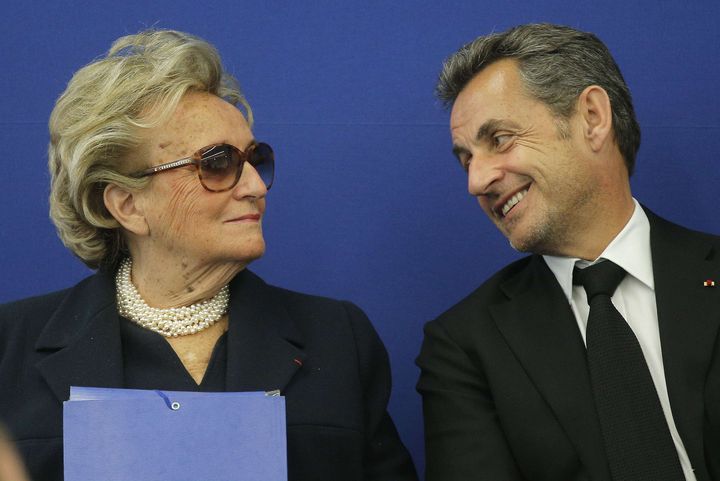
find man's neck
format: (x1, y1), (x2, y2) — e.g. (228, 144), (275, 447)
(561, 190), (635, 261)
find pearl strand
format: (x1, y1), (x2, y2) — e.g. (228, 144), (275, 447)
(115, 257), (229, 337)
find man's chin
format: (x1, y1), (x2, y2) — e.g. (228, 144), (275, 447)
(508, 237), (533, 253)
(501, 214), (553, 254)
(506, 227), (543, 254)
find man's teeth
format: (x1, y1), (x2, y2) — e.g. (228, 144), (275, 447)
(501, 189), (528, 216)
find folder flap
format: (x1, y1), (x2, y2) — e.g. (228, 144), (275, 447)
(69, 385), (270, 400)
(64, 386), (287, 481)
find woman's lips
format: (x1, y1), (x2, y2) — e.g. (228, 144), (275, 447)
(225, 214), (261, 223)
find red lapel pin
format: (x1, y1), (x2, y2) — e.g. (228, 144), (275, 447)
(703, 279), (716, 287)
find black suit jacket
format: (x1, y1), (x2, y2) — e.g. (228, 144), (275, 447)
(417, 211), (720, 481)
(0, 268), (418, 481)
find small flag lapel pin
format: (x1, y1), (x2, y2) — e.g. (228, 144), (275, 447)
(704, 279), (716, 287)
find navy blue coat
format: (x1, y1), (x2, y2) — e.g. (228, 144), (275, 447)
(0, 268), (418, 481)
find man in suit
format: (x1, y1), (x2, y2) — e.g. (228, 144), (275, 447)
(416, 23), (719, 481)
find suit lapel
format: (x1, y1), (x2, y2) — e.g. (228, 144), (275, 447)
(225, 270), (305, 393)
(35, 271), (124, 403)
(648, 210), (720, 480)
(490, 256), (610, 479)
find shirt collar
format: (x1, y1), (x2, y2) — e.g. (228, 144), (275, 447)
(543, 199), (653, 302)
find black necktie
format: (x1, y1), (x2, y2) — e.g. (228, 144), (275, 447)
(573, 261), (685, 481)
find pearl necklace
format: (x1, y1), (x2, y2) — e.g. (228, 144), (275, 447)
(115, 257), (230, 337)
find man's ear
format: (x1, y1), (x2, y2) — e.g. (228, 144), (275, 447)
(577, 85), (613, 153)
(103, 183), (149, 236)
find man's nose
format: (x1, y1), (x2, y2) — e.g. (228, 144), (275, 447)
(467, 154), (504, 196)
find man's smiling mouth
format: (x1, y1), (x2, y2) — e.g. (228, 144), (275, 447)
(497, 188), (529, 217)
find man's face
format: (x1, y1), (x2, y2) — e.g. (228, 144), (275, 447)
(450, 59), (599, 256)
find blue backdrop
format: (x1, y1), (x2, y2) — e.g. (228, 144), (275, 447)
(1, 1), (718, 475)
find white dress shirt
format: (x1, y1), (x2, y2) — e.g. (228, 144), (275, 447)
(543, 199), (696, 481)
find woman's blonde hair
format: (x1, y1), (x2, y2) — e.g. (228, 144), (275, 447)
(48, 29), (252, 270)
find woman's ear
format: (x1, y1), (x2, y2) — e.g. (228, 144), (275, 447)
(103, 183), (149, 236)
(577, 85), (613, 153)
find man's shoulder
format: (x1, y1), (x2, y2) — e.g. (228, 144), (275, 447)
(647, 209), (720, 244)
(434, 254), (538, 326)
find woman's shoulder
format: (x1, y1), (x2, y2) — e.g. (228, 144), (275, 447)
(243, 272), (390, 383)
(241, 270), (380, 341)
(0, 272), (111, 333)
(0, 288), (72, 362)
(241, 270), (366, 315)
(0, 289), (71, 324)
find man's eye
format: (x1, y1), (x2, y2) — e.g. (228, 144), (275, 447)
(493, 134), (513, 149)
(458, 154), (471, 172)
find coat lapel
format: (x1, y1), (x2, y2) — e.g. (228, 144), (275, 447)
(33, 269), (305, 401)
(34, 271), (124, 403)
(33, 268), (304, 400)
(490, 256), (610, 479)
(225, 270), (305, 393)
(648, 210), (720, 480)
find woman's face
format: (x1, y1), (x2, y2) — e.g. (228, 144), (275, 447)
(134, 91), (267, 269)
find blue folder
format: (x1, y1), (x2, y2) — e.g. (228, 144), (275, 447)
(64, 386), (287, 481)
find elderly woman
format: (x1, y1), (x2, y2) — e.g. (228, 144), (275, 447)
(0, 30), (417, 481)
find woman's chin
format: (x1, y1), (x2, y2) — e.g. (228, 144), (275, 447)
(233, 240), (266, 265)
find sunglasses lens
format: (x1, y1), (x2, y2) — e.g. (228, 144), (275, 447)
(249, 142), (275, 190)
(199, 145), (237, 191)
(198, 143), (274, 191)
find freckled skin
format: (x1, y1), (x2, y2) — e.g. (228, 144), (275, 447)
(450, 59), (608, 257)
(127, 91), (267, 308)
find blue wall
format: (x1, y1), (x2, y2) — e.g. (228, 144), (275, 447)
(1, 1), (718, 475)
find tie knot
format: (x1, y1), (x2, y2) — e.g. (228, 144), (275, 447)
(573, 260), (626, 301)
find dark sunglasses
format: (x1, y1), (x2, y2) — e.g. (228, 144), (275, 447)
(130, 142), (274, 192)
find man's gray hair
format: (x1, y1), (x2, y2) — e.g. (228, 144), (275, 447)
(437, 23), (640, 174)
